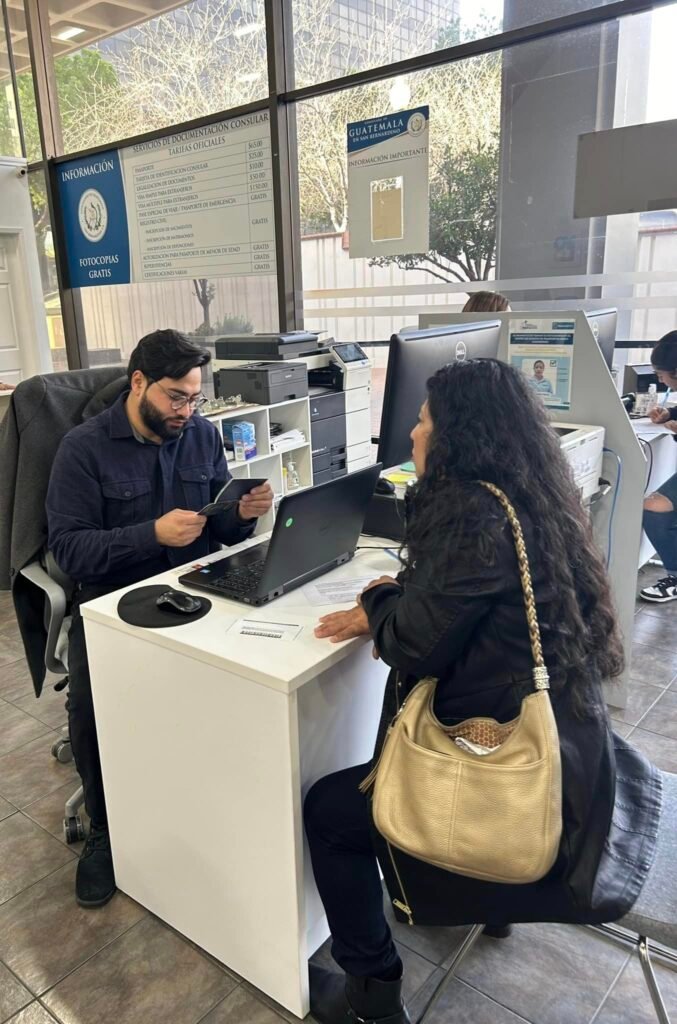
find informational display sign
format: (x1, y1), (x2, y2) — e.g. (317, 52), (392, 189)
(509, 317), (575, 411)
(56, 110), (275, 288)
(347, 106), (429, 259)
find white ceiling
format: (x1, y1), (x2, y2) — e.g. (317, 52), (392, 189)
(3, 0), (190, 78)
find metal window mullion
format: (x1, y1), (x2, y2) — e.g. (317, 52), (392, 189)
(265, 0), (303, 331)
(24, 0), (88, 369)
(23, 0), (62, 158)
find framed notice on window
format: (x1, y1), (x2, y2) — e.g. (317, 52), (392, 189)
(347, 107), (429, 259)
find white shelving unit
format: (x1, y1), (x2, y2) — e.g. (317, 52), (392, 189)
(202, 397), (313, 535)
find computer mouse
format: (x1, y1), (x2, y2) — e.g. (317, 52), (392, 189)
(375, 477), (396, 496)
(156, 590), (202, 615)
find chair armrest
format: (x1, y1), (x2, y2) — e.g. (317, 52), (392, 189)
(19, 562), (68, 674)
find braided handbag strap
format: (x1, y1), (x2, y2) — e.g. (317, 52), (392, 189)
(479, 481), (550, 692)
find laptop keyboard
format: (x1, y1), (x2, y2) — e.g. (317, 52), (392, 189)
(211, 560), (266, 595)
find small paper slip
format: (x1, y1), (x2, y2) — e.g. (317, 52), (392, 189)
(303, 576), (375, 607)
(231, 619), (302, 641)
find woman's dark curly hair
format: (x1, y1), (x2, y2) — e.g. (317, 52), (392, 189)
(403, 358), (624, 700)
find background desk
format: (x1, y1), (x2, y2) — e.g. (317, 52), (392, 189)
(82, 538), (394, 1019)
(632, 419), (677, 567)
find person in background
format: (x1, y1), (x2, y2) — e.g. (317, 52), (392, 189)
(528, 359), (554, 395)
(640, 331), (677, 602)
(462, 290), (510, 313)
(46, 330), (273, 907)
(304, 359), (659, 1024)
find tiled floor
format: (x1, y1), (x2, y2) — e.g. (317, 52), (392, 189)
(2, 575), (677, 1024)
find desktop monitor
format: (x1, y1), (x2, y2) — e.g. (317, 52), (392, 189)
(585, 308), (617, 370)
(377, 320), (501, 470)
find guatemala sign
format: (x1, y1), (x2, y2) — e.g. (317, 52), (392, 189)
(57, 110), (276, 288)
(347, 106), (429, 259)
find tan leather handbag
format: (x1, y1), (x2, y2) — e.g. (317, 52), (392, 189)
(361, 481), (563, 885)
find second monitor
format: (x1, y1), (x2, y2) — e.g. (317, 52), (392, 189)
(377, 320), (501, 469)
(585, 308), (617, 371)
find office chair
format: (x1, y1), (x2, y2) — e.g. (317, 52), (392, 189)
(418, 771), (677, 1024)
(19, 552), (86, 843)
(2, 365), (127, 846)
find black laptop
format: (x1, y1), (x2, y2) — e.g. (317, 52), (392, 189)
(178, 464), (382, 606)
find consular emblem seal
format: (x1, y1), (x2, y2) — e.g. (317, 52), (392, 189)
(78, 189), (108, 243)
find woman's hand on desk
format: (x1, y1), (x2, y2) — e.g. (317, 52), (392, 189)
(664, 421), (677, 434)
(314, 576), (399, 643)
(650, 407), (671, 424)
(314, 606), (371, 643)
(360, 575), (400, 597)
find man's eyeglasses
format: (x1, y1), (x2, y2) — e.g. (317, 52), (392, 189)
(150, 379), (208, 411)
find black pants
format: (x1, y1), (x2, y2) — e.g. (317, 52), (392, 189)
(67, 588), (111, 827)
(304, 763), (400, 979)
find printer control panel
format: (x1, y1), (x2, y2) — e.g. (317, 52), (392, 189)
(329, 343), (371, 390)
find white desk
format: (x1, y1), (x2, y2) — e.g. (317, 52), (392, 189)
(82, 538), (394, 1019)
(632, 419), (677, 567)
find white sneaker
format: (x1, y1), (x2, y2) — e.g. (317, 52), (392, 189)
(640, 575), (677, 603)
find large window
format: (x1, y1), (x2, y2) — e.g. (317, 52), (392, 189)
(291, 0), (635, 89)
(292, 0), (461, 88)
(4, 0), (677, 388)
(297, 5), (677, 433)
(48, 0), (268, 151)
(467, 0), (631, 36)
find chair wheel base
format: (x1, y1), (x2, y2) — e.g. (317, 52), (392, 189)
(64, 816), (85, 844)
(51, 739), (73, 763)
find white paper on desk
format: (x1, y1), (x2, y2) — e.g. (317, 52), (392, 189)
(303, 576), (375, 606)
(229, 618), (302, 641)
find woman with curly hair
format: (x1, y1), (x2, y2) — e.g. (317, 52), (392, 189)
(305, 359), (660, 1024)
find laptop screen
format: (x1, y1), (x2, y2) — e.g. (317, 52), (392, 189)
(260, 464), (382, 593)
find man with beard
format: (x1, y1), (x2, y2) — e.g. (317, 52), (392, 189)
(46, 330), (273, 907)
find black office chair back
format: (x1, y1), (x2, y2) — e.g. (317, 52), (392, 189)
(0, 366), (127, 691)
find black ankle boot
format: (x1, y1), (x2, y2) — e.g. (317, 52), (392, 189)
(309, 964), (411, 1024)
(76, 823), (116, 908)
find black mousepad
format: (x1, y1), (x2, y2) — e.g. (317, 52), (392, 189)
(117, 585), (212, 629)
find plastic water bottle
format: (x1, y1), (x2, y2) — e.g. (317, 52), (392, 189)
(286, 459), (301, 491)
(647, 383), (658, 415)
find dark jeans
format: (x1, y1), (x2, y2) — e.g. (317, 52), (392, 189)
(304, 763), (400, 979)
(644, 472), (677, 575)
(67, 587), (111, 827)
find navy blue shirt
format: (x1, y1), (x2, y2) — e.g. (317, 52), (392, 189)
(46, 393), (255, 587)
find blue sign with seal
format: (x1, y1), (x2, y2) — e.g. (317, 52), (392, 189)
(347, 106), (429, 154)
(56, 150), (131, 288)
